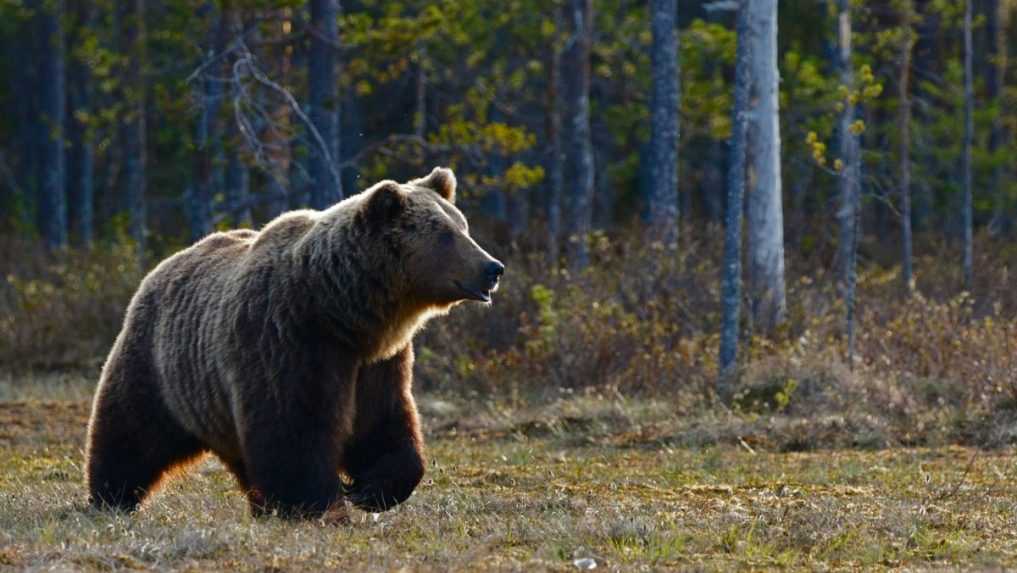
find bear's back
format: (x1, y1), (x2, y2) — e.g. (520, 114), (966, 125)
(122, 228), (265, 448)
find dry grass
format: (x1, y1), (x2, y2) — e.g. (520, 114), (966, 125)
(1, 381), (1016, 571)
(3, 231), (1017, 448)
(3, 230), (1017, 569)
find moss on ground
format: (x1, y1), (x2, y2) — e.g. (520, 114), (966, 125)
(1, 395), (1015, 571)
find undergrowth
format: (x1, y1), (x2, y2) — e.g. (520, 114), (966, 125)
(2, 228), (1016, 449)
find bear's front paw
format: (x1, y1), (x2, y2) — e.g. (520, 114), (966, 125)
(319, 500), (352, 526)
(345, 480), (392, 513)
(344, 443), (425, 512)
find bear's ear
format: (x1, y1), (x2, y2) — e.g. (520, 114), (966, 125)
(364, 181), (407, 225)
(411, 166), (457, 203)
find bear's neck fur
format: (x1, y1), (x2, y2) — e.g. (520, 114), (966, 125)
(278, 208), (440, 364)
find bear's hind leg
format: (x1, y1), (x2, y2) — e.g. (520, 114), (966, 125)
(86, 375), (204, 511)
(218, 457), (268, 516)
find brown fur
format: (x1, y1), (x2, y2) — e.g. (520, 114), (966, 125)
(85, 167), (502, 517)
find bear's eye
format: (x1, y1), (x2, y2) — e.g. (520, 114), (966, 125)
(438, 230), (456, 247)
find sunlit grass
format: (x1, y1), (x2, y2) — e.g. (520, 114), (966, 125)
(1, 390), (1016, 571)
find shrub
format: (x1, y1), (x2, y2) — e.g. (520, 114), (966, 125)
(2, 227), (1016, 448)
(0, 237), (143, 372)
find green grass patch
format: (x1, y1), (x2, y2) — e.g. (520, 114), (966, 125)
(1, 395), (1016, 571)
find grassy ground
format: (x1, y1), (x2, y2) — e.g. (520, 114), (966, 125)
(1, 381), (1016, 571)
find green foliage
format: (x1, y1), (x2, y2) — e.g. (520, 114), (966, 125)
(341, 1), (546, 195)
(2, 0), (1015, 242)
(734, 376), (798, 414)
(680, 19), (737, 141)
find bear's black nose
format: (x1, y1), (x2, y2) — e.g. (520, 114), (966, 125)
(486, 261), (505, 282)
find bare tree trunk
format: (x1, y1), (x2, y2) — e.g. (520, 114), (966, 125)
(38, 0), (68, 249)
(702, 140), (726, 223)
(545, 5), (564, 266)
(788, 160), (813, 249)
(911, 2), (940, 234)
(835, 0), (861, 360)
(962, 0), (974, 292)
(308, 0), (342, 209)
(67, 0), (94, 247)
(188, 3), (225, 242)
(565, 0), (595, 271)
(507, 187), (529, 240)
(836, 0), (859, 284)
(225, 149), (252, 227)
(414, 45), (426, 138)
(745, 0), (786, 332)
(648, 0), (679, 248)
(118, 0), (147, 256)
(718, 0), (751, 394)
(899, 0), (914, 294)
(15, 16), (40, 225)
(988, 0), (1011, 234)
(286, 8), (308, 209)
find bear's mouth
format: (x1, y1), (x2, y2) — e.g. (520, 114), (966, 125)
(453, 280), (492, 303)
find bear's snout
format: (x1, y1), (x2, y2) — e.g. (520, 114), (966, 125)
(484, 260), (505, 289)
(452, 256), (504, 303)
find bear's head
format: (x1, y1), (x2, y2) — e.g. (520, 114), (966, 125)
(361, 167), (505, 307)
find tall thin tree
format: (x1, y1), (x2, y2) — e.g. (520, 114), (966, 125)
(545, 3), (564, 266)
(307, 0), (342, 209)
(899, 0), (915, 294)
(118, 0), (147, 255)
(745, 0), (786, 332)
(287, 7), (308, 210)
(962, 0), (974, 291)
(718, 0), (751, 395)
(225, 147), (252, 227)
(413, 43), (427, 138)
(648, 0), (679, 247)
(835, 0), (861, 360)
(38, 0), (67, 249)
(67, 0), (95, 247)
(988, 0), (1011, 234)
(189, 4), (225, 242)
(14, 14), (40, 222)
(565, 0), (595, 270)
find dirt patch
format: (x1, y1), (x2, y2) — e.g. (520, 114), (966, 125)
(0, 400), (90, 449)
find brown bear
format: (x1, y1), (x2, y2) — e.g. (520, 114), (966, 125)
(85, 167), (503, 519)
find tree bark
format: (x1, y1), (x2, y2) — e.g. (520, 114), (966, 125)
(988, 0), (1010, 234)
(307, 0), (342, 209)
(14, 15), (40, 225)
(38, 0), (68, 249)
(189, 3), (226, 242)
(287, 8), (308, 209)
(911, 2), (941, 233)
(835, 0), (859, 284)
(835, 0), (861, 360)
(565, 0), (595, 270)
(962, 0), (974, 291)
(702, 139), (726, 223)
(225, 149), (252, 227)
(414, 45), (426, 138)
(648, 0), (679, 247)
(545, 6), (564, 266)
(67, 0), (94, 247)
(118, 0), (147, 256)
(718, 0), (751, 394)
(899, 0), (914, 294)
(745, 0), (786, 332)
